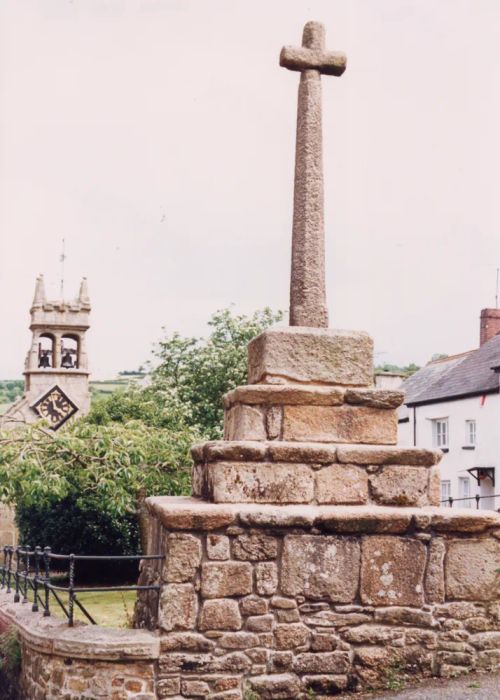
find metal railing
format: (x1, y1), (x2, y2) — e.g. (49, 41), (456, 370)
(440, 494), (500, 509)
(0, 546), (163, 627)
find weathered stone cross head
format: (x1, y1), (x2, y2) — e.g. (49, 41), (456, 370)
(281, 22), (346, 329)
(280, 21), (346, 77)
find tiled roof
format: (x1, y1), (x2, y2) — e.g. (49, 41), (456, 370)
(403, 335), (500, 405)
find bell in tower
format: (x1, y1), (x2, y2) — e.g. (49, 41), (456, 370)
(61, 351), (74, 369)
(38, 351), (51, 369)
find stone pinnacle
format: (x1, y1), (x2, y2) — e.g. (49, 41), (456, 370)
(281, 21), (347, 328)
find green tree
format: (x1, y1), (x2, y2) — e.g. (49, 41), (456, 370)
(152, 307), (283, 438)
(87, 384), (194, 431)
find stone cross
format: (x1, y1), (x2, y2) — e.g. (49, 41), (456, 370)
(281, 22), (346, 328)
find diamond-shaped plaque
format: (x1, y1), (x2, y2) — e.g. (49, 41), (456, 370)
(31, 385), (78, 430)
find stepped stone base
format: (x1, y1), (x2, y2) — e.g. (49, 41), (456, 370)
(136, 324), (500, 697)
(192, 442), (441, 506)
(223, 382), (403, 445)
(135, 497), (500, 697)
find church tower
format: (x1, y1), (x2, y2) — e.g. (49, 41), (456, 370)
(2, 275), (91, 429)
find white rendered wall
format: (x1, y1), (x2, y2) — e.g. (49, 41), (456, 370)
(398, 394), (499, 511)
(375, 374), (405, 390)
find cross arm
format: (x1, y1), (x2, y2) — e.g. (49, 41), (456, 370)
(280, 46), (347, 76)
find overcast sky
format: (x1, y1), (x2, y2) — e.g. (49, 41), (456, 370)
(2, 0), (500, 379)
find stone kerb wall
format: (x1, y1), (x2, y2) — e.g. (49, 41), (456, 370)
(0, 591), (159, 699)
(137, 498), (500, 697)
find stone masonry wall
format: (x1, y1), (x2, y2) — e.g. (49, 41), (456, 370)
(0, 591), (159, 700)
(136, 498), (500, 698)
(21, 651), (156, 700)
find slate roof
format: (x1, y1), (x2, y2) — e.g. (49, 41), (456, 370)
(403, 334), (500, 406)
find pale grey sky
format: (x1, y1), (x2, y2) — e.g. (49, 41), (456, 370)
(2, 0), (500, 379)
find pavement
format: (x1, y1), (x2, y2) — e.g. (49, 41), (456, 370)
(338, 672), (500, 699)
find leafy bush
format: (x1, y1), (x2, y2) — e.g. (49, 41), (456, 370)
(16, 496), (140, 581)
(152, 307), (282, 438)
(0, 419), (197, 575)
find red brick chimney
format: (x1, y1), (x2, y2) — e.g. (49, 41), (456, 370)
(480, 308), (500, 345)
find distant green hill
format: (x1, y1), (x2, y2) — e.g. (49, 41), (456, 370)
(0, 380), (23, 409)
(90, 375), (146, 399)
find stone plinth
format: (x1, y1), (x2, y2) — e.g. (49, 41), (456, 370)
(136, 498), (500, 696)
(247, 327), (374, 386)
(223, 384), (402, 445)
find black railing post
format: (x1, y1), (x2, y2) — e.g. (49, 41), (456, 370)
(6, 546), (13, 593)
(476, 494), (480, 509)
(43, 547), (51, 617)
(68, 553), (75, 627)
(13, 547), (20, 602)
(448, 496), (454, 508)
(23, 546), (30, 603)
(32, 546), (41, 613)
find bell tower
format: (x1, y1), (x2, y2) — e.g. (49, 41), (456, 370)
(2, 275), (91, 429)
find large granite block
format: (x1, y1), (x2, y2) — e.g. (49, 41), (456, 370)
(315, 464), (369, 504)
(445, 538), (500, 601)
(247, 327), (373, 386)
(281, 534), (360, 602)
(360, 536), (426, 607)
(282, 405), (397, 444)
(202, 462), (315, 503)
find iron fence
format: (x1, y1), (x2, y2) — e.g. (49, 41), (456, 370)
(0, 546), (163, 627)
(440, 493), (500, 509)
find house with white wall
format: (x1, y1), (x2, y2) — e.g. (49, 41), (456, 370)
(398, 308), (500, 511)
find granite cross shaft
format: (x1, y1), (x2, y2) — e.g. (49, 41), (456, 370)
(280, 21), (346, 328)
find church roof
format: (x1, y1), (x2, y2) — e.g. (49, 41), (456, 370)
(403, 335), (500, 406)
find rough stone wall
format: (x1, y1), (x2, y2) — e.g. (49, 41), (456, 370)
(137, 499), (500, 697)
(21, 650), (156, 700)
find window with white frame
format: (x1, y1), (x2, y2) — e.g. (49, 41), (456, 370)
(465, 420), (476, 446)
(459, 476), (471, 508)
(441, 480), (451, 506)
(432, 419), (449, 448)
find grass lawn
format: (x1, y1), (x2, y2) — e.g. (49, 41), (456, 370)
(28, 587), (138, 628)
(66, 589), (137, 627)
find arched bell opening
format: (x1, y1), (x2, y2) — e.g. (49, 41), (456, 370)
(60, 334), (79, 369)
(38, 333), (55, 369)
